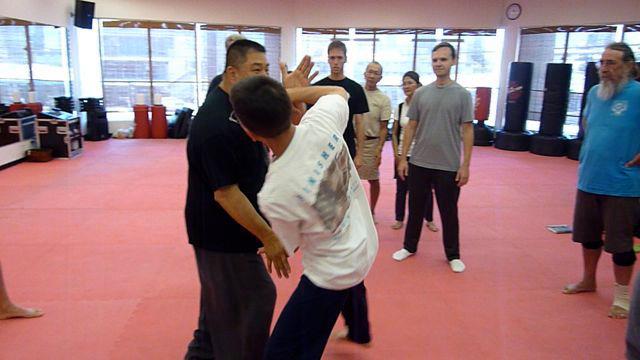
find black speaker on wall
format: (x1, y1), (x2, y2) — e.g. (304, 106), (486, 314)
(74, 0), (95, 29)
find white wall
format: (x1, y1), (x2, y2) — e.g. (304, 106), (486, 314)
(501, 0), (640, 27)
(0, 0), (72, 27)
(290, 0), (503, 28)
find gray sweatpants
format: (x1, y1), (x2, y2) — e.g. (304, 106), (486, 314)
(185, 247), (276, 360)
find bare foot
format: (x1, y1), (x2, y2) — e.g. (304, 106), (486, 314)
(426, 221), (439, 232)
(608, 305), (628, 319)
(0, 303), (44, 320)
(391, 221), (403, 230)
(562, 282), (596, 294)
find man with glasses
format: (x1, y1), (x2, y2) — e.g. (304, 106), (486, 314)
(359, 61), (391, 222)
(563, 42), (640, 320)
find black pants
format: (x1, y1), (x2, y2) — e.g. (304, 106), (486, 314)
(395, 156), (434, 222)
(403, 164), (461, 260)
(341, 281), (370, 343)
(395, 177), (434, 222)
(185, 248), (276, 360)
(265, 275), (349, 360)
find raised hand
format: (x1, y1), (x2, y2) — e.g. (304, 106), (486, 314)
(281, 55), (319, 89)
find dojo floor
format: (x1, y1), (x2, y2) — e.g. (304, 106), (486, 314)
(0, 139), (631, 359)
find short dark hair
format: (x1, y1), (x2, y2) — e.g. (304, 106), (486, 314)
(230, 76), (292, 138)
(225, 39), (266, 69)
(432, 42), (456, 59)
(606, 42), (638, 79)
(328, 40), (347, 56)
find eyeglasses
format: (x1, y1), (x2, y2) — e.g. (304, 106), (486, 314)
(228, 111), (239, 124)
(365, 70), (381, 76)
(597, 59), (620, 69)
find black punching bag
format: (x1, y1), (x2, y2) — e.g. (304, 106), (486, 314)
(495, 62), (533, 151)
(530, 63), (572, 156)
(568, 62), (599, 160)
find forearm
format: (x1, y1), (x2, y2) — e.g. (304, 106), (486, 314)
(401, 121), (417, 157)
(214, 185), (277, 246)
(354, 114), (365, 155)
(376, 121), (388, 154)
(461, 123), (473, 167)
(286, 86), (348, 104)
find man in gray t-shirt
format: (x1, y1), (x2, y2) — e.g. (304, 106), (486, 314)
(392, 42), (474, 273)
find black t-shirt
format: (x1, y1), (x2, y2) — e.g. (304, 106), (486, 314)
(205, 74), (223, 98)
(185, 86), (267, 253)
(313, 77), (369, 157)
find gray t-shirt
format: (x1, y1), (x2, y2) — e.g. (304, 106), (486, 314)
(406, 81), (473, 172)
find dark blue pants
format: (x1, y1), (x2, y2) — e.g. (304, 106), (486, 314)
(265, 275), (350, 360)
(341, 281), (371, 343)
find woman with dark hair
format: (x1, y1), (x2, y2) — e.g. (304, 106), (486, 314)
(390, 71), (438, 232)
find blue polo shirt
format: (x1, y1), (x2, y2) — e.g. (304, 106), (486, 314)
(578, 80), (640, 197)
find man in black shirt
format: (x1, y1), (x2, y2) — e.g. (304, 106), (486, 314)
(314, 40), (372, 346)
(313, 40), (368, 167)
(184, 39), (289, 360)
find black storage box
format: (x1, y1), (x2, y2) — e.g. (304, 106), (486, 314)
(79, 97), (109, 141)
(37, 109), (83, 158)
(0, 110), (36, 147)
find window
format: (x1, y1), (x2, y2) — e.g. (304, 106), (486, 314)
(297, 27), (502, 125)
(98, 21), (282, 116)
(297, 28), (349, 79)
(444, 29), (503, 126)
(0, 19), (70, 106)
(199, 25), (282, 93)
(623, 24), (640, 66)
(100, 21), (198, 113)
(519, 26), (618, 135)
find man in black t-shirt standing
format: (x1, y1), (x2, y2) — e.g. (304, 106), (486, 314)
(184, 40), (290, 360)
(314, 40), (373, 346)
(313, 40), (369, 167)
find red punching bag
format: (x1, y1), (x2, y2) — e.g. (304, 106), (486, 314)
(9, 103), (25, 112)
(133, 105), (150, 138)
(150, 105), (168, 139)
(474, 87), (491, 122)
(473, 87), (493, 146)
(25, 102), (43, 115)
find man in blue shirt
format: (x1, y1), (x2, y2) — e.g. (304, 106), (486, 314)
(563, 42), (640, 320)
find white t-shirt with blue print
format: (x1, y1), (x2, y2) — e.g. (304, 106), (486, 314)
(258, 94), (379, 291)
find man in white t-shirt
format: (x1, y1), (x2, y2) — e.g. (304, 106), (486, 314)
(229, 70), (378, 360)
